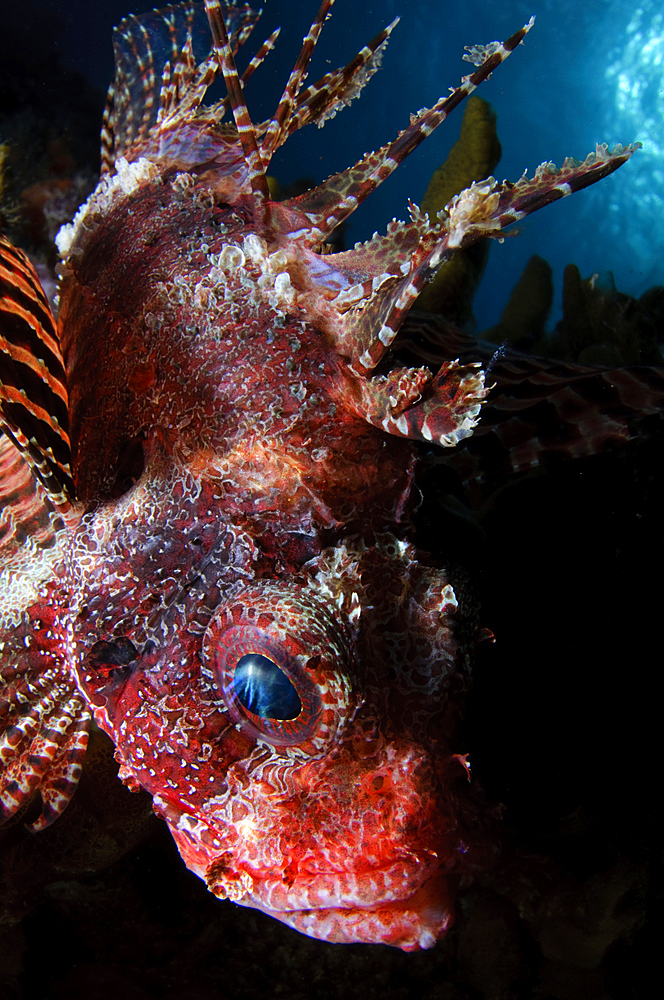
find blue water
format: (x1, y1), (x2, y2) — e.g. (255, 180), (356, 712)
(23, 0), (664, 330)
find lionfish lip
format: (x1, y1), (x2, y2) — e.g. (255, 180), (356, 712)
(250, 872), (455, 951)
(205, 854), (443, 914)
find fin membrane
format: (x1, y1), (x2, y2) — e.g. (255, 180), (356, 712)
(398, 311), (664, 489)
(0, 629), (90, 833)
(0, 427), (86, 831)
(0, 236), (74, 507)
(102, 1), (260, 171)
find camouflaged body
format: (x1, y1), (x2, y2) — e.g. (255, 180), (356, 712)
(0, 0), (639, 950)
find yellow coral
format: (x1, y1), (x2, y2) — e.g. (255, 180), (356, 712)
(417, 96), (501, 321)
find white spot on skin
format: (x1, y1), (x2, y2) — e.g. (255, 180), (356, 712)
(56, 157), (160, 258)
(218, 244), (246, 270)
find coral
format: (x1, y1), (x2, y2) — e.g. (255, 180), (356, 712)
(416, 96), (502, 324)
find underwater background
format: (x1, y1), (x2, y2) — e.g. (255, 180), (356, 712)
(7, 0), (663, 330)
(0, 2), (660, 999)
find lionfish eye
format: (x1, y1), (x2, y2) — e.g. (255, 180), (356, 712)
(234, 653), (302, 721)
(202, 583), (356, 750)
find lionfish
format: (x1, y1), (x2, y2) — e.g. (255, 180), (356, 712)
(0, 0), (645, 949)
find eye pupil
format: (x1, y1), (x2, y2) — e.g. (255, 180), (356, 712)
(234, 653), (302, 721)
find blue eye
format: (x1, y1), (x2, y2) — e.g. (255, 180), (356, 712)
(234, 653), (302, 720)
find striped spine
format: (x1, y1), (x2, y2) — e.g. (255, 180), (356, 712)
(0, 236), (73, 507)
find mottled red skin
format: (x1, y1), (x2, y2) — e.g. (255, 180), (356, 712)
(1, 0), (636, 951)
(54, 165), (485, 950)
(61, 183), (414, 522)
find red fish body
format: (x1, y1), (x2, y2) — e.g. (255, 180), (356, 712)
(0, 0), (639, 949)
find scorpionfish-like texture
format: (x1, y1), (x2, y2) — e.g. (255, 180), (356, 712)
(0, 0), (638, 949)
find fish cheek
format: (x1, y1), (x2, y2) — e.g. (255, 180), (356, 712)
(80, 634), (253, 801)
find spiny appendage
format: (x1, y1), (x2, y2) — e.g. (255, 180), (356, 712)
(296, 137), (639, 446)
(342, 361), (487, 447)
(0, 236), (74, 508)
(102, 0), (398, 183)
(285, 17), (536, 246)
(257, 0), (397, 155)
(343, 143), (641, 367)
(0, 435), (66, 576)
(454, 352), (664, 481)
(259, 0), (335, 159)
(270, 16), (398, 139)
(0, 646), (90, 831)
(205, 0), (269, 198)
(101, 0), (260, 174)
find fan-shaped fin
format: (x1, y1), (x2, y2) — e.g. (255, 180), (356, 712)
(0, 434), (66, 571)
(0, 432), (87, 831)
(102, 1), (260, 172)
(0, 638), (90, 831)
(0, 236), (74, 508)
(396, 311), (664, 488)
(340, 360), (487, 447)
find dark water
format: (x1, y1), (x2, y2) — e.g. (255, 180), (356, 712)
(0, 2), (660, 998)
(5, 0), (662, 327)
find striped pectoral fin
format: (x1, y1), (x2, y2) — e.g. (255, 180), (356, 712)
(0, 236), (74, 509)
(0, 430), (74, 652)
(341, 359), (487, 447)
(395, 312), (664, 490)
(0, 621), (90, 831)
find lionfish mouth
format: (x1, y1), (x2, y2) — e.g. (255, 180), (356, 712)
(205, 855), (453, 950)
(249, 872), (455, 951)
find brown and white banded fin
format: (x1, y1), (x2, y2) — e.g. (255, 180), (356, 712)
(311, 141), (639, 446)
(274, 17), (398, 141)
(205, 0), (269, 199)
(397, 312), (664, 488)
(102, 1), (259, 173)
(230, 25), (281, 100)
(314, 206), (443, 373)
(0, 419), (85, 831)
(260, 0), (336, 159)
(300, 142), (640, 376)
(443, 143), (643, 242)
(340, 360), (487, 447)
(0, 434), (66, 570)
(0, 236), (74, 509)
(284, 19), (535, 246)
(0, 625), (90, 830)
(451, 357), (664, 491)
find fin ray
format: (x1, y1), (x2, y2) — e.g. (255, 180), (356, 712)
(0, 237), (74, 507)
(102, 1), (260, 173)
(285, 19), (535, 245)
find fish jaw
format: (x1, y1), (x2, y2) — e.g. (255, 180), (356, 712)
(253, 873), (456, 951)
(149, 733), (475, 950)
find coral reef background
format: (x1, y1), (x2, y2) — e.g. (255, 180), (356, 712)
(4, 0), (661, 330)
(0, 2), (661, 998)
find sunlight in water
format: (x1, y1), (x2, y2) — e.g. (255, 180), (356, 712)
(606, 5), (664, 160)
